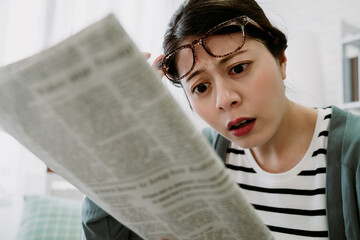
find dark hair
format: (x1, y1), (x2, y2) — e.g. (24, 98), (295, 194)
(162, 0), (288, 86)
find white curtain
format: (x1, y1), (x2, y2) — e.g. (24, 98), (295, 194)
(0, 0), (184, 66)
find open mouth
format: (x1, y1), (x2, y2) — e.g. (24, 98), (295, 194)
(228, 119), (256, 130)
(228, 118), (256, 137)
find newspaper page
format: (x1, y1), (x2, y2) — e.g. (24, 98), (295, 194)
(0, 14), (274, 240)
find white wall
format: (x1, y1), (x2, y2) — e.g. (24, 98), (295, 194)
(258, 0), (360, 107)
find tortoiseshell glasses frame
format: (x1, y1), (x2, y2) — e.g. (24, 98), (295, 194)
(161, 15), (265, 82)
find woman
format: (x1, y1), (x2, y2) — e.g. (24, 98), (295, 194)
(82, 0), (360, 239)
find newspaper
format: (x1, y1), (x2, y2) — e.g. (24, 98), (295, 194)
(0, 14), (274, 240)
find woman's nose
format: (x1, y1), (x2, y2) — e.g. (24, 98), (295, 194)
(215, 81), (241, 111)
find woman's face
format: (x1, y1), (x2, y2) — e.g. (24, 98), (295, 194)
(177, 35), (288, 149)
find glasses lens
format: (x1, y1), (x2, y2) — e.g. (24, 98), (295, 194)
(164, 47), (194, 81)
(205, 24), (244, 56)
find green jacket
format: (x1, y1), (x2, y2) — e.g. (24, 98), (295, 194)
(325, 106), (360, 239)
(82, 106), (360, 240)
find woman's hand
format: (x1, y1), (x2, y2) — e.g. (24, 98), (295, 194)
(144, 52), (164, 78)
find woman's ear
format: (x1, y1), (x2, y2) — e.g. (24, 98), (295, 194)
(279, 52), (287, 80)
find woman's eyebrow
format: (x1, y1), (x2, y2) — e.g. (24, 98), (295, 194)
(218, 49), (248, 65)
(186, 69), (204, 82)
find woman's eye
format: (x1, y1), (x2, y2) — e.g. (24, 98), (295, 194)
(193, 83), (210, 94)
(230, 63), (248, 75)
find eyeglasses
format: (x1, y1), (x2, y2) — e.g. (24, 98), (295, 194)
(161, 15), (265, 82)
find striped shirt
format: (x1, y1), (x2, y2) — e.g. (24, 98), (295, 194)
(225, 107), (332, 240)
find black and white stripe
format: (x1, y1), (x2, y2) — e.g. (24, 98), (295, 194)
(225, 107), (332, 239)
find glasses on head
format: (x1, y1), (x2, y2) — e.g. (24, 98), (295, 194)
(161, 15), (265, 82)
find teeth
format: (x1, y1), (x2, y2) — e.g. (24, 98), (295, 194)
(233, 120), (249, 128)
(229, 119), (255, 130)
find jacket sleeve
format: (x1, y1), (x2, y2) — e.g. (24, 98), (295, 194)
(81, 197), (143, 240)
(202, 127), (229, 162)
(201, 127), (218, 145)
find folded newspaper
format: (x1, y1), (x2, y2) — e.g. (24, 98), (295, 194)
(0, 14), (274, 240)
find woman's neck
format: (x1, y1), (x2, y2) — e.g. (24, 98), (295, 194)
(250, 102), (318, 173)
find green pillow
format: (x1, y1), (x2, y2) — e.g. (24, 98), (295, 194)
(16, 195), (82, 240)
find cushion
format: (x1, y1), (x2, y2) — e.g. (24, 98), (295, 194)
(16, 195), (82, 240)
